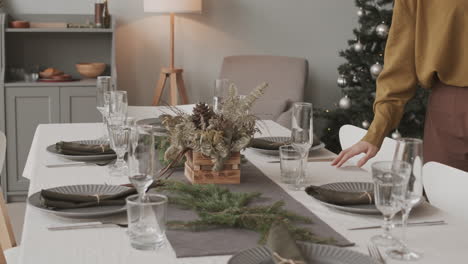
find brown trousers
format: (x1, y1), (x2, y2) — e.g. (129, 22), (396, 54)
(424, 81), (468, 172)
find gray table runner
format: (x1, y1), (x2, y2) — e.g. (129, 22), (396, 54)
(165, 162), (354, 258)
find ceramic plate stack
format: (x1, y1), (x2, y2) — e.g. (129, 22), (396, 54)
(228, 242), (379, 264)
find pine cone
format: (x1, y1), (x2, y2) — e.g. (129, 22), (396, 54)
(192, 103), (215, 129)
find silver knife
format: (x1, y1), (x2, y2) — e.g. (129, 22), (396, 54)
(349, 220), (447, 231)
(48, 222), (126, 231)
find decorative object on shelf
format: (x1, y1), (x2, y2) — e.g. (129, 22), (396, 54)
(9, 20), (30, 28)
(67, 23), (98, 29)
(391, 129), (402, 140)
(103, 0), (111, 28)
(76, 63), (106, 78)
(337, 75), (348, 88)
(362, 120), (370, 129)
(370, 62), (383, 78)
(30, 22), (67, 29)
(145, 0), (202, 106)
(375, 22), (389, 38)
(161, 83), (268, 184)
(353, 41), (364, 52)
(338, 95), (351, 110)
(95, 0), (105, 28)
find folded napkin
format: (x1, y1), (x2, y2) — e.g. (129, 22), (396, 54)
(305, 185), (374, 206)
(55, 141), (115, 156)
(266, 221), (306, 264)
(40, 182), (161, 210)
(250, 136), (321, 150)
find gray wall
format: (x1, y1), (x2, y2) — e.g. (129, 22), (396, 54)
(7, 0), (356, 108)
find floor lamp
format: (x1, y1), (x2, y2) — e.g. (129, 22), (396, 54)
(144, 0), (202, 106)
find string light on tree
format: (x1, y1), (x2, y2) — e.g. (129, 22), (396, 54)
(362, 120), (370, 129)
(370, 62), (383, 78)
(353, 75), (359, 83)
(338, 95), (352, 109)
(392, 129), (402, 139)
(375, 22), (389, 38)
(357, 7), (365, 17)
(337, 75), (348, 88)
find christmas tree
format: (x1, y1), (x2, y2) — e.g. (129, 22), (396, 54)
(317, 0), (429, 153)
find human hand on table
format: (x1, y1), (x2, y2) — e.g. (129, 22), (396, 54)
(332, 141), (379, 168)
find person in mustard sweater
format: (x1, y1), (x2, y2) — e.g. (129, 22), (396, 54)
(332, 0), (468, 172)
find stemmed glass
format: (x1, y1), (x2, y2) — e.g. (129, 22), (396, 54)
(128, 124), (161, 201)
(213, 79), (231, 113)
(96, 76), (114, 140)
(371, 161), (412, 247)
(388, 138), (424, 261)
(107, 117), (135, 177)
(290, 102), (313, 190)
(106, 90), (128, 121)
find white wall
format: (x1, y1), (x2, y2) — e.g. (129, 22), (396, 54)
(7, 0), (356, 107)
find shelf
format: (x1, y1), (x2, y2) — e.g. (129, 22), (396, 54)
(5, 79), (98, 87)
(6, 28), (113, 33)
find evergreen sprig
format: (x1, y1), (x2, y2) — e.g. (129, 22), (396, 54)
(160, 181), (335, 244)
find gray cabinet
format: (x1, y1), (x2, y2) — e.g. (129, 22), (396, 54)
(5, 87), (60, 193)
(60, 87), (100, 123)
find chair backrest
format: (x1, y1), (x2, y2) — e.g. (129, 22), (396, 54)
(0, 130), (16, 252)
(339, 125), (397, 171)
(423, 162), (468, 221)
(219, 55), (308, 125)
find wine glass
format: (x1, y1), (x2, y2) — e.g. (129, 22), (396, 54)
(107, 117), (135, 177)
(290, 102), (313, 190)
(387, 138), (424, 261)
(371, 161), (412, 247)
(213, 79), (231, 113)
(96, 76), (114, 140)
(128, 124), (163, 201)
(106, 90), (128, 121)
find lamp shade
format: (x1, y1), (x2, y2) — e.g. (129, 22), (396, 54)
(144, 0), (202, 14)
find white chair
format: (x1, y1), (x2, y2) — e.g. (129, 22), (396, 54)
(423, 162), (468, 221)
(339, 125), (398, 171)
(0, 131), (19, 264)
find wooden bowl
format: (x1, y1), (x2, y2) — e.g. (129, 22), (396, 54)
(75, 63), (106, 79)
(9, 21), (30, 28)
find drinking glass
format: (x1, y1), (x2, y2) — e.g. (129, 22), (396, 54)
(213, 79), (231, 113)
(387, 138), (424, 261)
(279, 145), (302, 185)
(96, 76), (114, 140)
(371, 161), (412, 247)
(126, 194), (168, 250)
(290, 102), (313, 189)
(107, 117), (135, 177)
(106, 90), (128, 122)
(128, 124), (164, 200)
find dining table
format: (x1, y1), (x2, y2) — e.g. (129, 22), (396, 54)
(18, 105), (468, 264)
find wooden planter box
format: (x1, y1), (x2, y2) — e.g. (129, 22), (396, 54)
(184, 151), (241, 184)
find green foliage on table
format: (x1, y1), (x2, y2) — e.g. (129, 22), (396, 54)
(160, 181), (335, 245)
(161, 83), (268, 171)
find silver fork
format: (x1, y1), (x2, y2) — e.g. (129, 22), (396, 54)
(367, 244), (386, 264)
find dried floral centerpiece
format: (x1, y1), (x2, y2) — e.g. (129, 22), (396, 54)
(161, 82), (268, 184)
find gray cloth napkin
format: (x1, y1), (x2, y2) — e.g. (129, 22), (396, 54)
(250, 136), (321, 150)
(267, 221), (306, 264)
(55, 141), (115, 156)
(305, 185), (374, 206)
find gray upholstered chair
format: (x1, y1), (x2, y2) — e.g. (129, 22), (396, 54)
(219, 55), (308, 128)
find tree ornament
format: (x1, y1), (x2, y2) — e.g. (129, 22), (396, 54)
(392, 130), (402, 140)
(353, 41), (364, 52)
(352, 75), (359, 83)
(370, 62), (383, 78)
(375, 22), (389, 38)
(337, 75), (348, 88)
(362, 120), (370, 129)
(357, 7), (365, 17)
(192, 102), (215, 129)
(338, 95), (352, 110)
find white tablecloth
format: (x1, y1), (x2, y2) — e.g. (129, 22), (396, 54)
(19, 106), (468, 264)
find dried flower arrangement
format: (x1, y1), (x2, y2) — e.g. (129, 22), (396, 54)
(161, 82), (268, 171)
